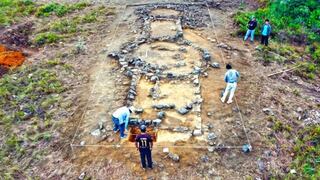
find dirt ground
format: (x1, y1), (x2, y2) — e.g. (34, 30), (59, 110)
(2, 0), (319, 179)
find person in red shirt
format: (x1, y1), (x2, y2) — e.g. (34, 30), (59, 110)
(135, 125), (153, 169)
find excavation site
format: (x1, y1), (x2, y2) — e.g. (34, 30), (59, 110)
(1, 0), (319, 179)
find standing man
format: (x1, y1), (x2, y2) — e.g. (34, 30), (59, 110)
(244, 16), (257, 43)
(112, 106), (134, 139)
(221, 63), (240, 104)
(261, 19), (272, 46)
(135, 125), (153, 169)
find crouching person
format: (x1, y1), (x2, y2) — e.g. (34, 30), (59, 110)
(135, 125), (153, 169)
(112, 106), (134, 139)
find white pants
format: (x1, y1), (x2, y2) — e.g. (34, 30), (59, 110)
(221, 82), (237, 102)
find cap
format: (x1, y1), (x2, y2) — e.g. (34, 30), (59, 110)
(140, 125), (147, 131)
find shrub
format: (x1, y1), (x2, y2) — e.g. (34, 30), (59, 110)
(34, 32), (61, 45)
(35, 2), (89, 17)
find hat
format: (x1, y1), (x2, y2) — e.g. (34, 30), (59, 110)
(140, 125), (147, 132)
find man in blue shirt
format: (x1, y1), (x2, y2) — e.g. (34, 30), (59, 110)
(112, 106), (134, 139)
(261, 19), (272, 46)
(221, 64), (240, 104)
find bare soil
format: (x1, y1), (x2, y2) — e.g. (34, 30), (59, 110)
(2, 0), (319, 179)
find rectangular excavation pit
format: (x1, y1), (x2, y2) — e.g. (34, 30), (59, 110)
(133, 78), (202, 131)
(150, 20), (180, 38)
(128, 126), (158, 142)
(133, 41), (202, 75)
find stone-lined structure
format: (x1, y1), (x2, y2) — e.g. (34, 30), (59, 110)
(108, 4), (213, 136)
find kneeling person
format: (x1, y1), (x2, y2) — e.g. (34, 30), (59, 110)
(112, 106), (133, 139)
(135, 125), (153, 169)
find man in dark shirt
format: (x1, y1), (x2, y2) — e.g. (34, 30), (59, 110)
(244, 17), (257, 43)
(135, 125), (153, 169)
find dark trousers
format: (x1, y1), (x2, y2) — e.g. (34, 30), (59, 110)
(261, 35), (269, 46)
(139, 148), (152, 168)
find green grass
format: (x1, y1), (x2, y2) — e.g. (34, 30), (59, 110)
(290, 126), (320, 178)
(0, 65), (65, 177)
(235, 0), (319, 78)
(35, 2), (89, 17)
(34, 32), (61, 46)
(0, 0), (36, 26)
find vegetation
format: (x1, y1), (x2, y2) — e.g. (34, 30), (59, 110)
(235, 0), (320, 78)
(33, 6), (114, 46)
(290, 126), (320, 178)
(0, 0), (36, 26)
(35, 2), (89, 17)
(34, 32), (61, 45)
(0, 65), (65, 178)
(0, 1), (89, 26)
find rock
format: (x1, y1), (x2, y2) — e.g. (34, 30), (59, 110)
(91, 129), (101, 137)
(207, 133), (217, 140)
(135, 108), (144, 114)
(168, 153), (180, 162)
(207, 112), (212, 116)
(185, 103), (193, 110)
(192, 129), (202, 136)
(152, 119), (162, 126)
(163, 147), (169, 153)
(262, 108), (274, 116)
(177, 107), (189, 115)
(78, 172), (86, 180)
(152, 104), (175, 110)
(108, 52), (120, 60)
(210, 62), (220, 68)
(157, 111), (166, 119)
(150, 76), (159, 83)
(290, 169), (297, 174)
(202, 50), (211, 61)
(303, 110), (320, 125)
(80, 141), (85, 146)
(193, 78), (199, 85)
(257, 159), (265, 172)
(173, 126), (189, 132)
(208, 147), (214, 152)
(98, 122), (104, 130)
(193, 66), (201, 74)
(179, 47), (187, 52)
(207, 123), (214, 129)
(128, 118), (139, 126)
(208, 169), (215, 176)
(296, 107), (303, 113)
(201, 155), (209, 163)
(175, 61), (186, 67)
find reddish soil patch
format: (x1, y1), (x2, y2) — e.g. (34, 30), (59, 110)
(0, 44), (25, 73)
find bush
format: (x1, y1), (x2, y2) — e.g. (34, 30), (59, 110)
(34, 32), (61, 45)
(35, 2), (89, 17)
(0, 0), (36, 26)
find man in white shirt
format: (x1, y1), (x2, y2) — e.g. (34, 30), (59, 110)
(112, 106), (134, 139)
